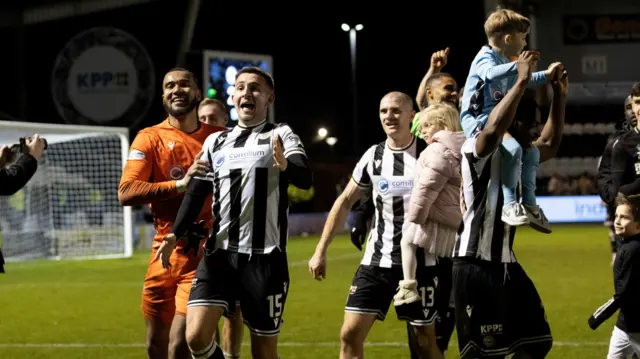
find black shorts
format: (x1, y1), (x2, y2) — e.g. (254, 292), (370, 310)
(188, 248), (289, 336)
(452, 258), (552, 358)
(345, 264), (440, 326)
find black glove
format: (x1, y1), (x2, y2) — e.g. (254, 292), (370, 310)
(350, 211), (368, 251)
(181, 220), (209, 257)
(0, 248), (5, 273)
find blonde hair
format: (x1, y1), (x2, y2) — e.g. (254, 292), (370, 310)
(484, 8), (530, 40)
(419, 104), (461, 133)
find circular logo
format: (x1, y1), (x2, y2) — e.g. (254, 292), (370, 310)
(483, 335), (495, 348)
(214, 153), (225, 168)
(51, 27), (155, 127)
(169, 165), (185, 180)
(377, 179), (389, 193)
(491, 89), (504, 102)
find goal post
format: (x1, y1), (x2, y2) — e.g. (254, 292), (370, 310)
(0, 120), (133, 261)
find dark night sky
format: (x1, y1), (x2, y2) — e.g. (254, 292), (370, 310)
(0, 0), (487, 159)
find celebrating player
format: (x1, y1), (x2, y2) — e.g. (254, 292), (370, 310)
(452, 52), (567, 358)
(118, 68), (227, 359)
(155, 66), (312, 359)
(309, 92), (443, 359)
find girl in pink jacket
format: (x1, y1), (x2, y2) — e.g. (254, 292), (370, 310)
(394, 103), (466, 306)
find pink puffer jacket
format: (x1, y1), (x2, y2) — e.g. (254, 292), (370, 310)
(408, 130), (466, 253)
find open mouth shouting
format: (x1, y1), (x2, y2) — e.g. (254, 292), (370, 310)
(239, 100), (256, 115)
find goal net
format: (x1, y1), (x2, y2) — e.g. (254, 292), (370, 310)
(0, 120), (133, 261)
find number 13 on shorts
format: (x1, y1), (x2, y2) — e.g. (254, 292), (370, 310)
(420, 286), (435, 308)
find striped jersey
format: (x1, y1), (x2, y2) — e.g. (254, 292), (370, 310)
(198, 120), (306, 254)
(453, 135), (517, 263)
(351, 136), (431, 268)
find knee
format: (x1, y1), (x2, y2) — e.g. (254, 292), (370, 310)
(502, 137), (523, 157)
(340, 324), (363, 347)
(185, 326), (210, 352)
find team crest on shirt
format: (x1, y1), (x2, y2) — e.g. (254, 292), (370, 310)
(377, 179), (389, 193)
(169, 165), (185, 180)
(214, 153), (225, 168)
(258, 132), (271, 140)
(491, 88), (504, 102)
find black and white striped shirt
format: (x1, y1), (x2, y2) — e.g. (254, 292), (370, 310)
(176, 120), (308, 255)
(351, 137), (429, 268)
(453, 135), (517, 263)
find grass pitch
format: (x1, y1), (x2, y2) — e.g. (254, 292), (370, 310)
(0, 225), (618, 358)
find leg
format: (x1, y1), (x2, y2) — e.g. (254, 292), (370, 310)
(186, 249), (240, 359)
(500, 135), (529, 226)
(407, 322), (421, 359)
(186, 306), (226, 359)
(340, 312), (377, 359)
(520, 146), (539, 206)
(628, 331), (640, 357)
(142, 250), (179, 359)
(239, 250), (290, 359)
(169, 314), (190, 359)
(435, 258), (455, 356)
(521, 147), (552, 234)
(145, 319), (171, 359)
(343, 265), (398, 359)
(605, 326), (632, 359)
(222, 304), (244, 358)
(395, 226), (421, 305)
(410, 324), (444, 359)
(507, 263), (553, 359)
(397, 262), (441, 358)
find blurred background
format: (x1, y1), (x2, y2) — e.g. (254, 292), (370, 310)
(0, 0), (638, 358)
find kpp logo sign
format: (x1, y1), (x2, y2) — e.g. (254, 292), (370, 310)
(52, 27), (154, 127)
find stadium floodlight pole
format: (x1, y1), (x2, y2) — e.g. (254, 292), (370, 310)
(342, 23), (363, 153)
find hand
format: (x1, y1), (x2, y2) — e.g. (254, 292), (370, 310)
(25, 134), (46, 160)
(176, 151), (210, 192)
(0, 146), (10, 167)
(153, 233), (177, 269)
(552, 69), (569, 97)
(545, 62), (564, 80)
(516, 51), (540, 83)
(308, 251), (327, 281)
(430, 47), (450, 71)
(273, 136), (288, 171)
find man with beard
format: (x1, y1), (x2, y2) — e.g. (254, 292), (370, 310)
(598, 95), (638, 264)
(119, 68), (227, 359)
(155, 66), (312, 359)
(610, 84), (640, 200)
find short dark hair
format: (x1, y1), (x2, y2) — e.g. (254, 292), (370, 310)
(236, 66), (274, 90)
(616, 193), (640, 221)
(422, 72), (456, 108)
(631, 82), (640, 98)
(166, 67), (199, 87)
(198, 98), (227, 112)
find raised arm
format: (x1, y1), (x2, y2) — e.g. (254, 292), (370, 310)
(416, 48), (449, 110)
(277, 124), (312, 189)
(475, 51), (538, 158)
(118, 133), (178, 206)
(535, 70), (567, 163)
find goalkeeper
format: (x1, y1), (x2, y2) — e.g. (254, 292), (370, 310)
(0, 134), (46, 273)
(588, 194), (640, 357)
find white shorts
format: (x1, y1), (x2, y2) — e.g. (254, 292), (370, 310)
(607, 325), (640, 359)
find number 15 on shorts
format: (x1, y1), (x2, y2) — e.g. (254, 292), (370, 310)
(268, 294), (283, 327)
